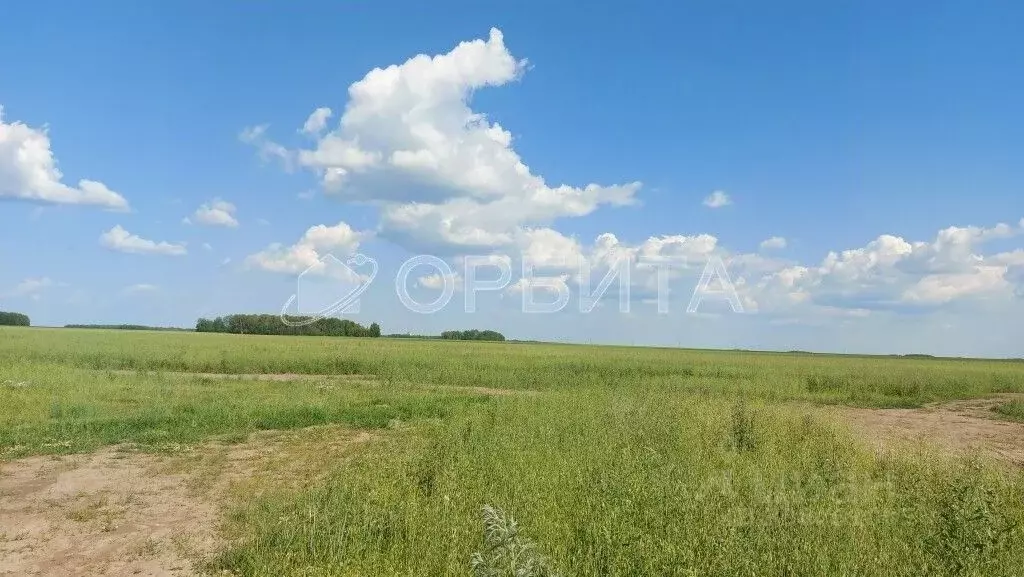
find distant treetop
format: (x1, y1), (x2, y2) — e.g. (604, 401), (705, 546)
(64, 324), (191, 331)
(0, 311), (30, 327)
(195, 314), (381, 337)
(440, 329), (505, 342)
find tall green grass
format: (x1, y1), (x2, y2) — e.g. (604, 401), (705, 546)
(210, 391), (1024, 576)
(3, 327), (1022, 407)
(0, 361), (488, 458)
(994, 401), (1024, 422)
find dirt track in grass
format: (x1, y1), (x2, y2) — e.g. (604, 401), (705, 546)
(105, 369), (538, 397)
(0, 426), (372, 577)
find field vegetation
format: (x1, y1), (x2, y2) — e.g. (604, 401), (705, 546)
(2, 326), (1023, 576)
(995, 400), (1024, 422)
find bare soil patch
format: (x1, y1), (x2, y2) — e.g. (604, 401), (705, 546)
(0, 426), (371, 576)
(838, 394), (1024, 466)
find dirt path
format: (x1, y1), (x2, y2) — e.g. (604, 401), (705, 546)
(105, 369), (538, 397)
(838, 394), (1024, 466)
(0, 426), (372, 577)
(106, 369), (374, 382)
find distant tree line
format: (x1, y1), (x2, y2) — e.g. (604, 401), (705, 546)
(0, 311), (30, 326)
(195, 314), (381, 337)
(440, 329), (506, 341)
(382, 330), (512, 342)
(65, 324), (192, 331)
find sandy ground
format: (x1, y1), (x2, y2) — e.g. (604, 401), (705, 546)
(838, 394), (1024, 466)
(0, 426), (372, 577)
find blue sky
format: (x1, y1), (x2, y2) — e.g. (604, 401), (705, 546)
(1, 0), (1022, 356)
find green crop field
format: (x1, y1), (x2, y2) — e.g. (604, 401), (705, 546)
(2, 326), (1024, 576)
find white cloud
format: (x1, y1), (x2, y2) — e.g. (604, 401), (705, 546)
(14, 277), (53, 294)
(507, 273), (572, 294)
(759, 236), (787, 250)
(300, 107), (333, 136)
(517, 228), (583, 268)
(418, 271), (463, 291)
(703, 190), (731, 208)
(992, 249), (1024, 267)
(245, 221), (367, 275)
(378, 216), (1024, 318)
(433, 228), (729, 308)
(482, 217), (1024, 316)
(245, 28), (641, 252)
(122, 283), (158, 295)
(745, 219), (1024, 312)
(99, 225), (187, 256)
(637, 234), (719, 264)
(233, 30), (1024, 333)
(901, 267), (1009, 305)
(239, 124), (292, 168)
(202, 242), (213, 251)
(187, 198), (239, 228)
(0, 106), (129, 210)
(452, 253), (512, 271)
(4, 277), (54, 299)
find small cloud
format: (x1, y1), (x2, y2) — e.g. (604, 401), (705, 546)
(187, 198), (239, 228)
(202, 242), (213, 251)
(759, 236), (787, 250)
(239, 124), (293, 169)
(99, 225), (187, 256)
(221, 257), (232, 266)
(0, 107), (131, 211)
(418, 272), (463, 292)
(507, 274), (571, 295)
(245, 221), (366, 276)
(703, 190), (732, 208)
(300, 107), (333, 136)
(297, 190), (316, 200)
(4, 277), (55, 298)
(256, 218), (270, 226)
(122, 283), (158, 295)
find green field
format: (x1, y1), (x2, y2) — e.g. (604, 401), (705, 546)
(2, 326), (1024, 576)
